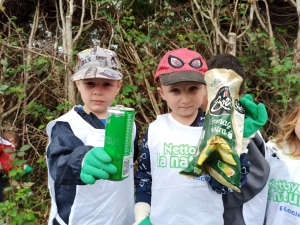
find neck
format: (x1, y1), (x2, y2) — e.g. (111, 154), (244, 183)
(83, 106), (106, 119)
(171, 111), (198, 126)
(289, 139), (300, 159)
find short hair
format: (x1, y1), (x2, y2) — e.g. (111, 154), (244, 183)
(2, 131), (21, 149)
(206, 54), (245, 95)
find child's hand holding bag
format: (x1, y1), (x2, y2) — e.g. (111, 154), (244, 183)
(240, 94), (268, 138)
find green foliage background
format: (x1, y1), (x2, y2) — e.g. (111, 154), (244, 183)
(0, 0), (300, 223)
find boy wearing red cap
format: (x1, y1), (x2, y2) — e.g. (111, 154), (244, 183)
(134, 49), (268, 225)
(134, 48), (231, 225)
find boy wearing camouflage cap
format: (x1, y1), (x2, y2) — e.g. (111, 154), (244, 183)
(46, 46), (138, 225)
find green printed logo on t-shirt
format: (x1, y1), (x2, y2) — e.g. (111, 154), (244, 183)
(157, 142), (197, 169)
(268, 179), (300, 206)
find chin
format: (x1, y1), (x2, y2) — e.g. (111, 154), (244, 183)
(92, 106), (106, 113)
(178, 112), (194, 117)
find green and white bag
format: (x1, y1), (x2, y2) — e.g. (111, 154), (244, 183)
(180, 69), (245, 192)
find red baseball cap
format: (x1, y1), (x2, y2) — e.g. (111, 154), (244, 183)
(154, 48), (208, 85)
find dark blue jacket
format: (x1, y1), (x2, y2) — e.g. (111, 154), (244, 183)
(47, 107), (139, 224)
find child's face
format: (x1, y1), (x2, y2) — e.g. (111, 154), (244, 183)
(157, 81), (206, 123)
(76, 78), (122, 118)
(9, 138), (18, 149)
(295, 115), (300, 141)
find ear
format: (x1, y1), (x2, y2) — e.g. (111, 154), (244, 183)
(75, 81), (81, 92)
(157, 87), (166, 100)
(8, 138), (16, 147)
(117, 80), (122, 92)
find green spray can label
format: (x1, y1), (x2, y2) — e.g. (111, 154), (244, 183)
(104, 105), (135, 181)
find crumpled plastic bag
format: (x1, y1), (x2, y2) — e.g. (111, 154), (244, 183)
(180, 69), (245, 192)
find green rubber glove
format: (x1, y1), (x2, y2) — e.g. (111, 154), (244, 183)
(80, 147), (117, 184)
(240, 94), (268, 138)
(139, 217), (152, 225)
(23, 164), (34, 173)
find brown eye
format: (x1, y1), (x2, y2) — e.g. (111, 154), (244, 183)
(189, 58), (203, 68)
(85, 82), (94, 86)
(170, 88), (180, 93)
(168, 56), (184, 68)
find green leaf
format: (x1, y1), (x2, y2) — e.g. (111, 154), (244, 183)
(17, 152), (25, 157)
(0, 84), (9, 91)
(8, 169), (17, 177)
(56, 104), (63, 110)
(35, 68), (45, 76)
(17, 93), (25, 99)
(1, 59), (8, 67)
(107, 16), (114, 23)
(38, 124), (45, 129)
(167, 12), (174, 17)
(283, 57), (293, 71)
(4, 148), (14, 153)
(20, 144), (31, 151)
(46, 116), (54, 120)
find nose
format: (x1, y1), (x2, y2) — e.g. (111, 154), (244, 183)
(94, 91), (102, 96)
(181, 94), (191, 104)
(93, 85), (103, 96)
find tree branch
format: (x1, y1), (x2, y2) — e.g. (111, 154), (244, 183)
(237, 4), (254, 39)
(73, 0), (86, 43)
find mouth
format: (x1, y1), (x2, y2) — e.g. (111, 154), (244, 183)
(92, 100), (104, 104)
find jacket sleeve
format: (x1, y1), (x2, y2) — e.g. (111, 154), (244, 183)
(223, 133), (270, 207)
(0, 141), (16, 173)
(133, 128), (139, 162)
(46, 121), (93, 185)
(134, 129), (152, 205)
(222, 133), (270, 225)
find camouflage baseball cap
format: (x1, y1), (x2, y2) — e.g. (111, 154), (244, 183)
(71, 46), (123, 81)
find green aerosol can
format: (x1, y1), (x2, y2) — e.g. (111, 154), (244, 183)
(104, 105), (135, 181)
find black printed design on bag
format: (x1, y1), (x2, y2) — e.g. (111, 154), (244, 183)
(210, 86), (232, 115)
(234, 99), (245, 114)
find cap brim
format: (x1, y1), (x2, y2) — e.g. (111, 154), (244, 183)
(159, 71), (206, 86)
(71, 67), (123, 81)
